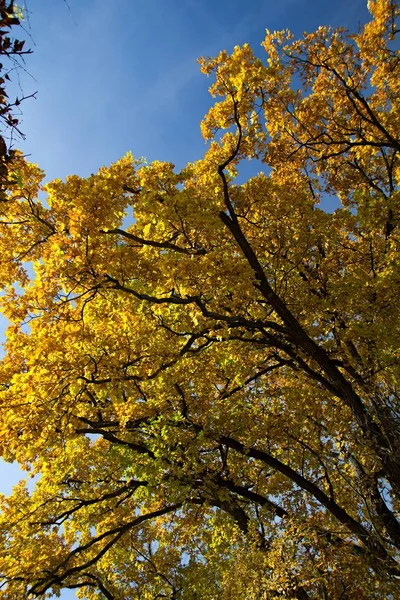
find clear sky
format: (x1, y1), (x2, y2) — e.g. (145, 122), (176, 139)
(1, 0), (370, 598)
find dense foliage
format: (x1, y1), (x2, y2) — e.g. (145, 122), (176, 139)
(0, 1), (399, 598)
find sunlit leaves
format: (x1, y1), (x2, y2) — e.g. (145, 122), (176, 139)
(0, 2), (399, 598)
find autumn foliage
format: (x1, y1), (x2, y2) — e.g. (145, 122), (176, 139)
(0, 1), (400, 598)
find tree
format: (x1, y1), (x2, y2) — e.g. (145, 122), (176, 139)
(0, 1), (399, 598)
(0, 0), (33, 202)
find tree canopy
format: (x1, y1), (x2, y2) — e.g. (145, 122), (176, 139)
(0, 1), (400, 598)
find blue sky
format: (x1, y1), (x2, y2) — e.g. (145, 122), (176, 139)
(1, 0), (370, 597)
(18, 0), (370, 180)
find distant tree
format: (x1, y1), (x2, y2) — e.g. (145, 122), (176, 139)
(0, 1), (399, 598)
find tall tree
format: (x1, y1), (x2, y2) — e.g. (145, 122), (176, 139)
(0, 1), (399, 598)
